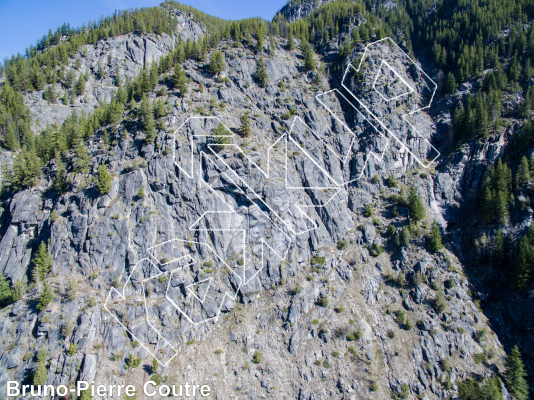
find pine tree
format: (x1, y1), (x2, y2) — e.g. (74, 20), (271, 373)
(172, 64), (187, 96)
(513, 236), (532, 291)
(75, 74), (86, 96)
(428, 221), (443, 252)
(33, 361), (48, 385)
(255, 30), (264, 51)
(37, 281), (54, 310)
(504, 345), (529, 400)
(287, 31), (295, 51)
(255, 58), (269, 87)
(409, 187), (426, 222)
(444, 72), (456, 94)
(400, 227), (411, 246)
(12, 146), (42, 189)
(480, 186), (494, 223)
(3, 123), (19, 150)
(53, 154), (68, 194)
(97, 164), (112, 194)
(304, 44), (317, 71)
(433, 289), (447, 313)
(211, 122), (231, 149)
(495, 190), (509, 225)
(240, 112), (251, 137)
(270, 37), (276, 54)
(140, 95), (156, 143)
(516, 156), (530, 188)
(74, 143), (90, 173)
(493, 229), (505, 267)
(209, 51), (224, 75)
(11, 281), (24, 302)
(33, 241), (53, 280)
(116, 74), (128, 104)
(126, 353), (142, 370)
(0, 273), (11, 306)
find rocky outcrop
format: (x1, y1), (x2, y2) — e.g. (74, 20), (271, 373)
(0, 9), (521, 400)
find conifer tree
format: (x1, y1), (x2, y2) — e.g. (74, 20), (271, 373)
(209, 51), (224, 75)
(33, 361), (48, 385)
(37, 281), (54, 310)
(140, 95), (156, 143)
(126, 353), (142, 370)
(240, 112), (251, 137)
(256, 30), (264, 51)
(504, 345), (529, 400)
(255, 58), (269, 87)
(493, 229), (505, 267)
(33, 241), (53, 280)
(408, 186), (426, 222)
(53, 154), (68, 194)
(287, 31), (295, 50)
(444, 72), (456, 94)
(303, 44), (317, 71)
(495, 190), (510, 225)
(172, 64), (187, 96)
(270, 37), (276, 54)
(0, 273), (11, 306)
(115, 74), (128, 104)
(428, 221), (443, 252)
(75, 74), (86, 96)
(480, 186), (494, 223)
(516, 156), (530, 188)
(12, 145), (42, 189)
(97, 164), (111, 194)
(400, 227), (411, 246)
(211, 122), (231, 149)
(513, 236), (532, 291)
(11, 281), (23, 302)
(74, 143), (90, 174)
(3, 123), (19, 150)
(433, 289), (447, 313)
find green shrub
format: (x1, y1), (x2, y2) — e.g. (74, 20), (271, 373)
(67, 343), (77, 356)
(474, 352), (488, 364)
(445, 277), (456, 289)
(311, 255), (326, 265)
(386, 175), (398, 187)
(316, 296), (329, 307)
(252, 351), (262, 364)
(337, 240), (348, 250)
(151, 373), (163, 385)
(433, 290), (447, 313)
(396, 272), (406, 287)
(363, 203), (373, 217)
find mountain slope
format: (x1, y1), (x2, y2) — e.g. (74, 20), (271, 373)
(0, 1), (532, 399)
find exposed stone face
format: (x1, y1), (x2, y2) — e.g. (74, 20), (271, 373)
(0, 9), (523, 400)
(279, 0), (332, 23)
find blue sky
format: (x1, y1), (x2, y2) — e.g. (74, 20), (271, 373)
(0, 0), (287, 60)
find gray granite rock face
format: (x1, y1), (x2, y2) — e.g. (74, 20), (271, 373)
(0, 8), (515, 400)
